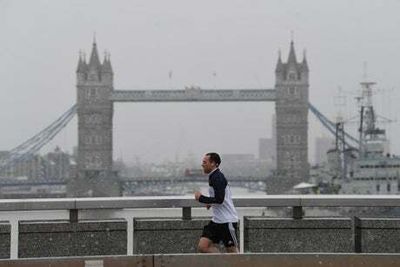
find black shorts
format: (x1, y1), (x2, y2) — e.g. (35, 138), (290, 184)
(201, 221), (238, 248)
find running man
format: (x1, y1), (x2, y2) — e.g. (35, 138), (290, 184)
(194, 152), (239, 253)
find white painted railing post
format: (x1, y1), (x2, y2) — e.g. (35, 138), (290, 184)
(9, 218), (18, 259)
(126, 215), (134, 255)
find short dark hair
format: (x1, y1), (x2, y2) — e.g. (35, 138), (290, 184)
(206, 152), (221, 166)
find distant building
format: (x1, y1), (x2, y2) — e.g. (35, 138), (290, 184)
(223, 154), (255, 162)
(44, 146), (72, 180)
(0, 152), (43, 180)
(258, 114), (276, 167)
(314, 137), (334, 165)
(0, 151), (9, 160)
(221, 153), (272, 177)
(0, 147), (74, 181)
(0, 151), (11, 177)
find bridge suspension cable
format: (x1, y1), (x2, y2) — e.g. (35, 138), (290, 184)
(308, 103), (360, 148)
(0, 104), (77, 172)
(1, 101), (359, 175)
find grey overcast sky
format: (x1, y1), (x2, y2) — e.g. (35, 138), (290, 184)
(1, 0), (400, 164)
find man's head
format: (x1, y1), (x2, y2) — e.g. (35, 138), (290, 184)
(201, 152), (221, 174)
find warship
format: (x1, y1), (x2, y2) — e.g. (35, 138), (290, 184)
(312, 81), (400, 194)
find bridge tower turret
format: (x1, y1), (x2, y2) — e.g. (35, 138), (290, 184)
(274, 41), (309, 191)
(69, 40), (120, 197)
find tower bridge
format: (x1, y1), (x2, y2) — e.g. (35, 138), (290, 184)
(1, 40), (351, 197)
(72, 40), (310, 196)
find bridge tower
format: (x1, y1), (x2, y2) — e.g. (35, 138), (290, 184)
(69, 40), (120, 197)
(274, 41), (309, 191)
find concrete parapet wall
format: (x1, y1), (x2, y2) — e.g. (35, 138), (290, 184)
(359, 218), (400, 253)
(18, 220), (126, 258)
(0, 223), (10, 259)
(133, 218), (210, 254)
(6, 215), (400, 258)
(244, 217), (353, 252)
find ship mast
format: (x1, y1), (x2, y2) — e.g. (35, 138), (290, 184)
(357, 81), (387, 157)
(358, 81), (375, 154)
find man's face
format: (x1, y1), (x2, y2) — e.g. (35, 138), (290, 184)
(201, 155), (216, 174)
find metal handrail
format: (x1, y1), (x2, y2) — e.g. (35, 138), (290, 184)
(1, 195), (400, 212)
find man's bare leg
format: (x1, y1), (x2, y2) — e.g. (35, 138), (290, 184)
(226, 246), (239, 253)
(198, 237), (220, 253)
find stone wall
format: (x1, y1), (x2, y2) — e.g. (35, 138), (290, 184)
(244, 217), (353, 252)
(0, 223), (10, 259)
(359, 218), (400, 253)
(18, 220), (126, 258)
(8, 216), (400, 257)
(134, 218), (210, 254)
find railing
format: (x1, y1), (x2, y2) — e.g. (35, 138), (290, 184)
(1, 195), (400, 259)
(2, 195), (400, 220)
